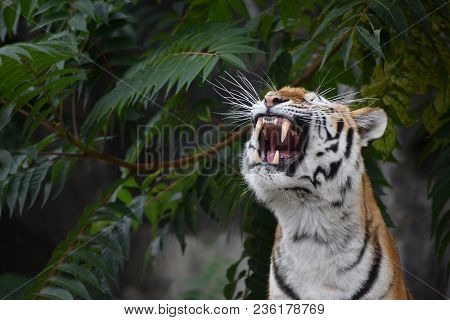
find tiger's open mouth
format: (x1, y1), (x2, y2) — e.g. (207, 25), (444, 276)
(249, 115), (308, 173)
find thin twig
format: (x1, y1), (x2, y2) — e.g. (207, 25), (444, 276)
(6, 45), (323, 173)
(17, 107), (251, 172)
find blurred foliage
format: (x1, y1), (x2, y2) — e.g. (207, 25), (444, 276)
(0, 0), (448, 299)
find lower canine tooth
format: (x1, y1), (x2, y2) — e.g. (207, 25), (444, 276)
(272, 150), (280, 165)
(254, 149), (261, 163)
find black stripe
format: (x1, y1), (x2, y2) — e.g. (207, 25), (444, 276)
(312, 167), (326, 187)
(325, 142), (339, 152)
(304, 159), (343, 188)
(336, 120), (344, 138)
(331, 200), (343, 207)
(316, 152), (324, 157)
(284, 187), (312, 194)
(340, 220), (370, 272)
(327, 159), (342, 179)
(326, 119), (344, 141)
(316, 118), (323, 138)
(285, 154), (305, 177)
(272, 254), (301, 300)
(322, 116), (329, 140)
(292, 232), (328, 244)
(344, 128), (354, 158)
(332, 177), (352, 208)
(351, 236), (382, 299)
(340, 176), (352, 195)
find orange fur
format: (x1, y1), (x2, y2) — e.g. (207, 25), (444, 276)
(252, 86), (409, 299)
(275, 86), (307, 102)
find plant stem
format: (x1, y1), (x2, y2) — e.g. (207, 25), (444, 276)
(11, 55), (324, 173)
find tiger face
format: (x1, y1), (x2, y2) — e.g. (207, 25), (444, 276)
(241, 86), (387, 205)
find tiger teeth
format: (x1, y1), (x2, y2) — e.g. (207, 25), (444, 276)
(254, 149), (261, 163)
(272, 150), (280, 165)
(281, 121), (291, 143)
(262, 117), (278, 125)
(255, 118), (263, 139)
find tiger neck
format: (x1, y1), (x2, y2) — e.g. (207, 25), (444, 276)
(268, 172), (367, 247)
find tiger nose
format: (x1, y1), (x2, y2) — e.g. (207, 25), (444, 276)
(264, 92), (283, 108)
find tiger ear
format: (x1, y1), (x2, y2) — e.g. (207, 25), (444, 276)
(351, 107), (387, 147)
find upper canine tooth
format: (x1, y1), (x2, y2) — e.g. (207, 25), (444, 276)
(255, 118), (263, 139)
(272, 150), (280, 165)
(274, 118), (278, 125)
(281, 121), (291, 143)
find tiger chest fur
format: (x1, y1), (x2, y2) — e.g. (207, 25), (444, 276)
(240, 86), (409, 300)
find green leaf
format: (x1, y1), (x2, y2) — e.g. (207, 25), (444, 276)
(20, 0), (36, 18)
(320, 27), (351, 69)
(202, 56), (219, 80)
(356, 26), (385, 59)
(0, 47), (21, 63)
(0, 104), (15, 130)
(220, 53), (247, 70)
(49, 275), (91, 299)
(389, 5), (409, 43)
(50, 160), (73, 200)
(80, 23), (257, 138)
(28, 161), (52, 208)
(7, 173), (22, 215)
(17, 168), (33, 214)
(117, 187), (133, 204)
(342, 33), (353, 68)
(41, 182), (52, 208)
(68, 14), (87, 32)
(72, 250), (112, 280)
(74, 0), (95, 19)
(176, 55), (209, 92)
(303, 2), (359, 49)
(3, 5), (18, 36)
(39, 286), (74, 300)
(56, 263), (104, 293)
(0, 150), (13, 181)
(94, 234), (124, 257)
(93, 1), (109, 22)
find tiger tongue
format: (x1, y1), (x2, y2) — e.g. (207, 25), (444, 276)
(266, 150), (298, 162)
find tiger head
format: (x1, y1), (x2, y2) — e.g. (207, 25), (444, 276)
(241, 86), (387, 206)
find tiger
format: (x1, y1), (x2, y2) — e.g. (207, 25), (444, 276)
(240, 86), (410, 300)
